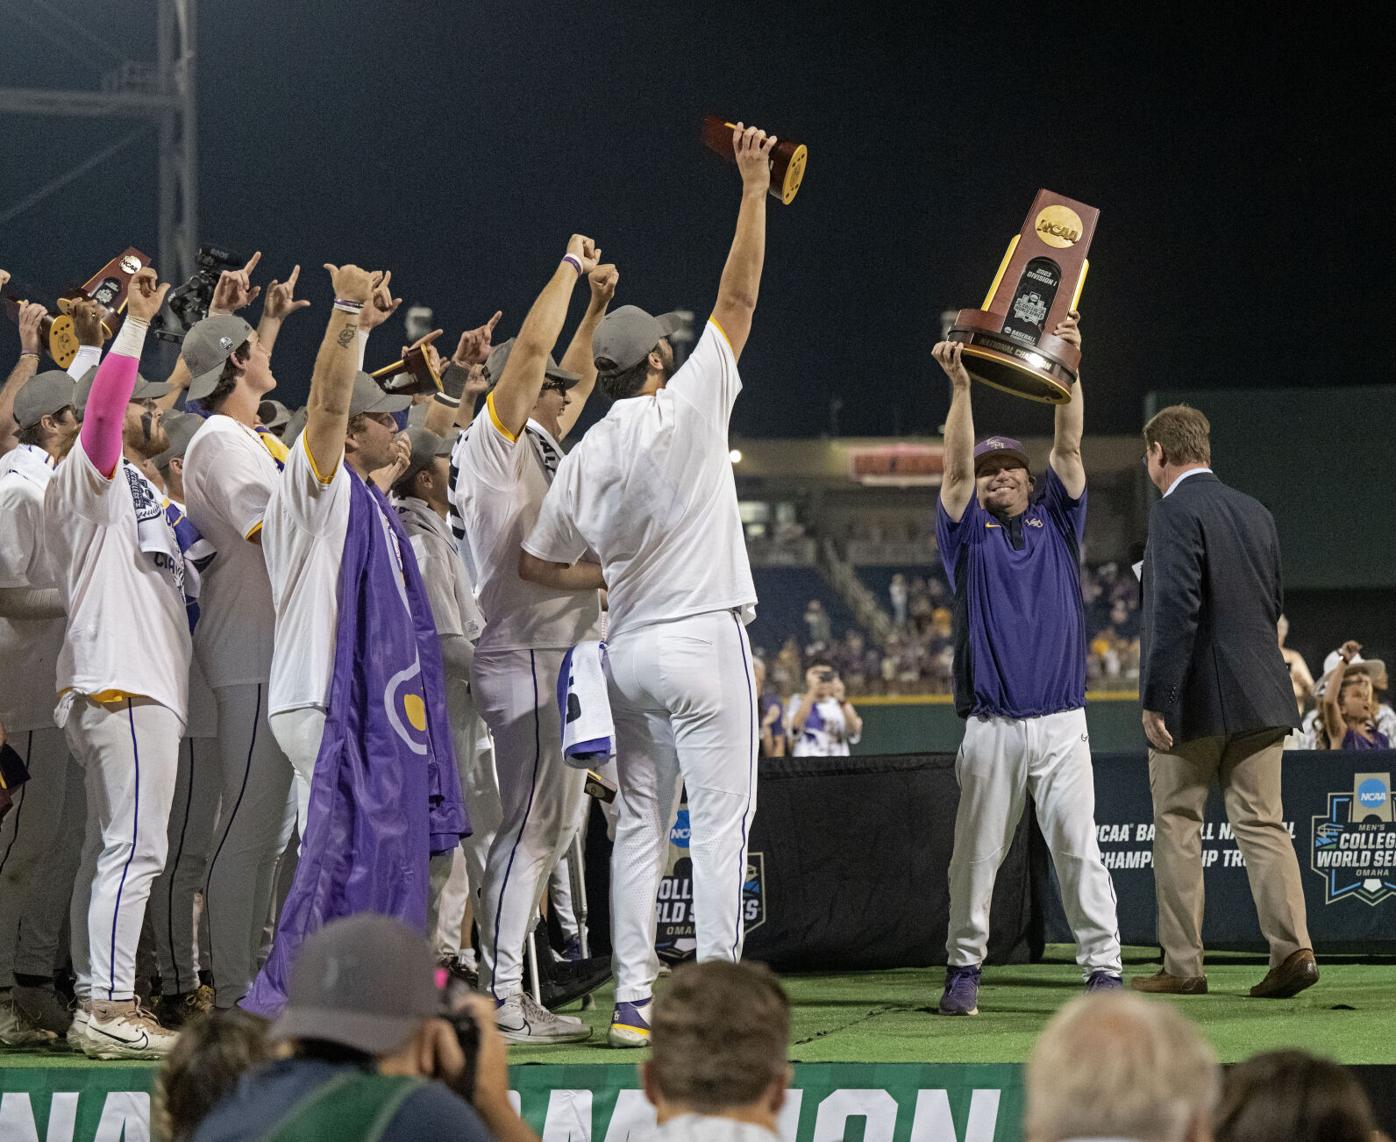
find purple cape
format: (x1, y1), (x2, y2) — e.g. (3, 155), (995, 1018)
(244, 472), (467, 1016)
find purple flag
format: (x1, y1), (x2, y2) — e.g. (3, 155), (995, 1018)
(244, 474), (467, 1016)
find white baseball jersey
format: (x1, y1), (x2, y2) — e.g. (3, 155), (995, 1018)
(0, 446), (63, 731)
(396, 495), (484, 646)
(448, 397), (599, 652)
(183, 414), (281, 687)
(44, 437), (191, 722)
(262, 434), (352, 717)
(524, 319), (755, 639)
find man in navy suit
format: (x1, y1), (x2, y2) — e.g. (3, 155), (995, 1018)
(1135, 404), (1315, 999)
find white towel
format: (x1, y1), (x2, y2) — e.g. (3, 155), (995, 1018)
(558, 640), (615, 769)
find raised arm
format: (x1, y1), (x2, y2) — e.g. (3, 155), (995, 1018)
(491, 235), (599, 437)
(1048, 312), (1085, 498)
(934, 340), (976, 523)
(303, 263), (374, 480)
(81, 268), (169, 477)
(256, 262), (311, 359)
(425, 311), (500, 436)
(1320, 640), (1361, 745)
(0, 302), (46, 455)
(709, 124), (777, 361)
(557, 264), (617, 441)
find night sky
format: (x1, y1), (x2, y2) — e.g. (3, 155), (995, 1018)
(2, 4), (1388, 440)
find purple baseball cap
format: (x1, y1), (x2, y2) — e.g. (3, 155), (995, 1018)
(973, 435), (1030, 473)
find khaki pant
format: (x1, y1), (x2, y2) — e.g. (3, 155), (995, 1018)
(1148, 730), (1310, 978)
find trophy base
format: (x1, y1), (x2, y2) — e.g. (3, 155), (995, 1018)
(948, 309), (1078, 405)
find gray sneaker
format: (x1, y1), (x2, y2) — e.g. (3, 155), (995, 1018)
(0, 993), (57, 1046)
(80, 999), (179, 1060)
(494, 992), (591, 1044)
(66, 1000), (91, 1050)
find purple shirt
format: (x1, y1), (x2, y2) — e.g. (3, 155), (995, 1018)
(1341, 727), (1390, 751)
(936, 466), (1087, 719)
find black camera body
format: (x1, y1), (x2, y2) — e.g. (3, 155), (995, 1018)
(155, 244), (244, 342)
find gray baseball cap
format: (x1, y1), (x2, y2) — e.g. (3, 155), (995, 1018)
(75, 367), (171, 418)
(182, 314), (254, 401)
(152, 410), (202, 470)
(268, 914), (441, 1055)
(349, 371), (412, 418)
(12, 371), (78, 429)
(592, 304), (685, 374)
(398, 426), (453, 488)
(257, 398), (292, 433)
(483, 337), (579, 391)
(283, 405), (308, 444)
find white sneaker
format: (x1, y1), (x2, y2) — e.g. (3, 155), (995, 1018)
(80, 999), (179, 1060)
(66, 1000), (91, 1050)
(0, 993), (57, 1046)
(495, 991), (591, 1044)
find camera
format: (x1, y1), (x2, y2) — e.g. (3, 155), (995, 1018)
(442, 975), (481, 1103)
(818, 669), (836, 683)
(154, 243), (245, 343)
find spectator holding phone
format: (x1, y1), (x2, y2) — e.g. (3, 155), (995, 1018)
(788, 660), (862, 757)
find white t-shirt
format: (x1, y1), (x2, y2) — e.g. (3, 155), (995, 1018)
(262, 433), (353, 716)
(789, 696), (861, 757)
(183, 414), (282, 688)
(523, 320), (756, 641)
(43, 437), (191, 722)
(448, 398), (599, 653)
(0, 446), (64, 730)
(654, 1114), (779, 1142)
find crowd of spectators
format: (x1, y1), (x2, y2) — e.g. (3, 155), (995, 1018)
(755, 562), (1144, 699)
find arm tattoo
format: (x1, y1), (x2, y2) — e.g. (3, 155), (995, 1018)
(335, 324), (356, 348)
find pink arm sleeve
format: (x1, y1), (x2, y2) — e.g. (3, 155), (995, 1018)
(79, 349), (140, 477)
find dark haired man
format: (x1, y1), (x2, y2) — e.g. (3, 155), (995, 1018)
(521, 124), (777, 1048)
(787, 661), (862, 756)
(930, 322), (1122, 1018)
(447, 245), (615, 1042)
(1136, 403), (1314, 999)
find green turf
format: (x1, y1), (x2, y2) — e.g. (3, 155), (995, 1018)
(3, 946), (1392, 1072)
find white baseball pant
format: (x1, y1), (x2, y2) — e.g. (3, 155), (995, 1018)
(150, 735), (220, 997)
(946, 707), (1122, 976)
(0, 727), (84, 989)
(64, 697), (183, 1002)
(203, 683), (295, 1007)
(471, 647), (585, 1000)
(606, 609), (758, 1004)
(429, 848), (471, 957)
(269, 705), (327, 839)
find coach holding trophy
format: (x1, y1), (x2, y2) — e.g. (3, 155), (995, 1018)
(1135, 405), (1317, 999)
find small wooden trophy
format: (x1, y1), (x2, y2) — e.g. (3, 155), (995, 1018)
(702, 114), (808, 205)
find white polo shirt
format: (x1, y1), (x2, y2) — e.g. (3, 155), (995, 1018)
(0, 446), (64, 731)
(183, 414), (282, 688)
(44, 437), (191, 722)
(448, 398), (599, 653)
(524, 319), (756, 641)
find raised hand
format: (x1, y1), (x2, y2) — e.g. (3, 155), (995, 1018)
(126, 267), (171, 324)
(451, 310), (502, 367)
(932, 340), (972, 387)
(0, 268), (9, 294)
(565, 234), (601, 275)
(1053, 309), (1082, 350)
(262, 263), (312, 322)
(464, 364), (489, 399)
(371, 432), (413, 492)
(211, 250), (263, 313)
(402, 327), (445, 374)
(73, 298), (108, 347)
(17, 301), (46, 356)
(360, 269), (403, 331)
(732, 122), (777, 196)
(323, 263), (374, 305)
(588, 264), (619, 306)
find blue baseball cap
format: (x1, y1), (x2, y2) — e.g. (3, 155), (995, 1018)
(973, 435), (1030, 473)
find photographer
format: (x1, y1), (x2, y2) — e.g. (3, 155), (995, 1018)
(192, 914), (537, 1142)
(787, 660), (862, 757)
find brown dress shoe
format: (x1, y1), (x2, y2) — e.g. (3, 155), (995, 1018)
(1130, 969), (1208, 995)
(1249, 949), (1318, 999)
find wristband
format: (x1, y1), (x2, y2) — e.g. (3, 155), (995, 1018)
(433, 392), (461, 409)
(561, 255), (584, 276)
(333, 298), (365, 314)
(19, 351), (40, 360)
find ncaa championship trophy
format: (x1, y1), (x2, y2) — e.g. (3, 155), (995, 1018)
(702, 114), (809, 205)
(948, 190), (1098, 403)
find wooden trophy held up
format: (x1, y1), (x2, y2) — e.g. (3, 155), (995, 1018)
(371, 343), (442, 396)
(702, 114), (808, 205)
(948, 191), (1098, 404)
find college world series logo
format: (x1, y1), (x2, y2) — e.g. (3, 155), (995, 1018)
(1310, 772), (1396, 906)
(655, 808), (766, 962)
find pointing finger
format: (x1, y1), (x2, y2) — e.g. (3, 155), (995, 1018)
(243, 250), (263, 276)
(287, 264), (301, 288)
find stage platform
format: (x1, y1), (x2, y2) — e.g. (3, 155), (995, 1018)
(3, 947), (1393, 1140)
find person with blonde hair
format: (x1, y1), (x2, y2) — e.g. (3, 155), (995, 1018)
(1026, 991), (1219, 1142)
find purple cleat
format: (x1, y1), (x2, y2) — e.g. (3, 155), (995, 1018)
(938, 965), (981, 1016)
(1086, 970), (1124, 992)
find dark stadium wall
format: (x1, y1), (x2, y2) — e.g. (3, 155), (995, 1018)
(853, 696), (1144, 754)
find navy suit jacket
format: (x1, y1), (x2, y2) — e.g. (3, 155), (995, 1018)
(1140, 472), (1299, 745)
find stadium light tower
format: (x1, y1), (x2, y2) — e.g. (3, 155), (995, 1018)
(0, 0), (198, 284)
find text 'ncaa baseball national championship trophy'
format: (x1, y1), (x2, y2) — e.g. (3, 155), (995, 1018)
(949, 190), (1098, 403)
